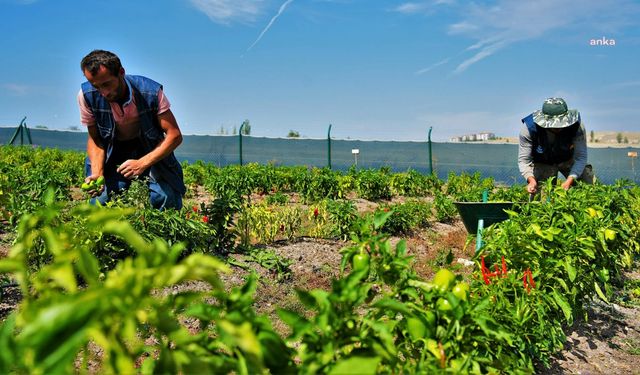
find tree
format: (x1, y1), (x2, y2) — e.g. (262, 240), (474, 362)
(590, 130), (594, 143)
(232, 126), (237, 135)
(287, 130), (300, 138)
(35, 125), (48, 129)
(616, 132), (623, 144)
(624, 136), (629, 144)
(240, 120), (251, 135)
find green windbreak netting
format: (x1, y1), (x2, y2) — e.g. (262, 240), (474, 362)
(1, 127), (638, 185)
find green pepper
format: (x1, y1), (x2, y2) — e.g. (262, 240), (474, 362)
(436, 297), (452, 312)
(432, 268), (456, 292)
(407, 317), (430, 341)
(352, 252), (370, 273)
(451, 282), (470, 301)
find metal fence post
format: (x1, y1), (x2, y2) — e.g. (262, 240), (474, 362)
(238, 122), (244, 166)
(8, 116), (30, 146)
(327, 124), (332, 169)
(428, 126), (433, 175)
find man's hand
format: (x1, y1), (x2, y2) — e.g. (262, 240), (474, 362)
(117, 159), (148, 179)
(84, 175), (105, 197)
(526, 177), (538, 194)
(561, 177), (575, 190)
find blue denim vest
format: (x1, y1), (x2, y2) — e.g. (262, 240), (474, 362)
(81, 75), (186, 195)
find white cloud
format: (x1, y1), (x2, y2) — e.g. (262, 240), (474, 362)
(394, 1), (453, 14)
(8, 0), (39, 4)
(394, 3), (429, 14)
(449, 0), (640, 73)
(189, 0), (264, 25)
(2, 83), (29, 96)
(608, 80), (640, 89)
(448, 21), (477, 34)
(247, 0), (295, 52)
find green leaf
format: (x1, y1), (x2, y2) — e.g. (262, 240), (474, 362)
(561, 213), (575, 225)
(407, 279), (436, 292)
(20, 298), (97, 372)
(594, 282), (609, 303)
(0, 314), (17, 373)
(295, 290), (318, 309)
(329, 356), (381, 375)
(309, 289), (330, 307)
(551, 289), (572, 322)
(581, 246), (596, 259)
(372, 297), (411, 315)
(0, 258), (24, 273)
(217, 320), (261, 361)
(563, 257), (577, 282)
(366, 320), (397, 358)
(258, 330), (294, 373)
(372, 211), (392, 229)
(75, 248), (101, 285)
(45, 263), (77, 292)
(277, 309), (310, 333)
(504, 209), (519, 217)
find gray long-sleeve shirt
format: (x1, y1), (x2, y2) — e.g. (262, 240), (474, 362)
(518, 123), (588, 180)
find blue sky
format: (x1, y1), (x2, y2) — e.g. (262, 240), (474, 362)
(0, 0), (638, 141)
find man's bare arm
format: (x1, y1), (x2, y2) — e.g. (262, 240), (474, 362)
(118, 109), (182, 179)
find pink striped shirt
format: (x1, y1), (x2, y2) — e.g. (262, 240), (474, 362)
(77, 81), (170, 141)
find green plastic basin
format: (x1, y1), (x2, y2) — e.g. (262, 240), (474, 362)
(454, 202), (516, 234)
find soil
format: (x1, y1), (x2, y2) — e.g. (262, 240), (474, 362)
(0, 195), (639, 374)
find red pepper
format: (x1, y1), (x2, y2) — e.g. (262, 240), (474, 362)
(202, 216), (209, 223)
(193, 205), (199, 213)
(501, 256), (507, 277)
(481, 256), (508, 285)
(313, 208), (319, 217)
(481, 256), (492, 285)
(482, 256), (500, 285)
(523, 268), (535, 292)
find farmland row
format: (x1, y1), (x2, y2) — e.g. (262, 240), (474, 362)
(0, 145), (638, 373)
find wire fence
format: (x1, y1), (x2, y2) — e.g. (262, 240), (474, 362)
(2, 127), (638, 185)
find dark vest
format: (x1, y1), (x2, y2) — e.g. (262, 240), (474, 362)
(81, 75), (186, 195)
(521, 114), (581, 165)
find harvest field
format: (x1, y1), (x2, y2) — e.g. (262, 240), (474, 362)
(0, 145), (639, 374)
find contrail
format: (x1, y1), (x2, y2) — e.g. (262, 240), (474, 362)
(415, 58), (450, 75)
(246, 0), (295, 52)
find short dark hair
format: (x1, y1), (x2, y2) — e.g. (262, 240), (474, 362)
(80, 50), (122, 76)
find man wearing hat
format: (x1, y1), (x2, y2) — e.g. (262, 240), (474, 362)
(518, 97), (594, 194)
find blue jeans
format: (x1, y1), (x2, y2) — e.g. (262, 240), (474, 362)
(84, 139), (183, 210)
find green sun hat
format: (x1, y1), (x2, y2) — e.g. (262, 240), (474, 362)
(533, 97), (580, 128)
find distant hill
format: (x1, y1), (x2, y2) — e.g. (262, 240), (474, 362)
(591, 131), (640, 146)
(480, 131), (640, 147)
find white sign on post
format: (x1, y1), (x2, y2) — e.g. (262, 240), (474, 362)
(351, 149), (360, 167)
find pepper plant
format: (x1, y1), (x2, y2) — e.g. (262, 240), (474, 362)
(0, 193), (292, 375)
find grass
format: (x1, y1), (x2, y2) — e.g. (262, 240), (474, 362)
(620, 338), (640, 355)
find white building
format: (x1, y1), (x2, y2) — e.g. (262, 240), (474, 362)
(449, 132), (495, 142)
